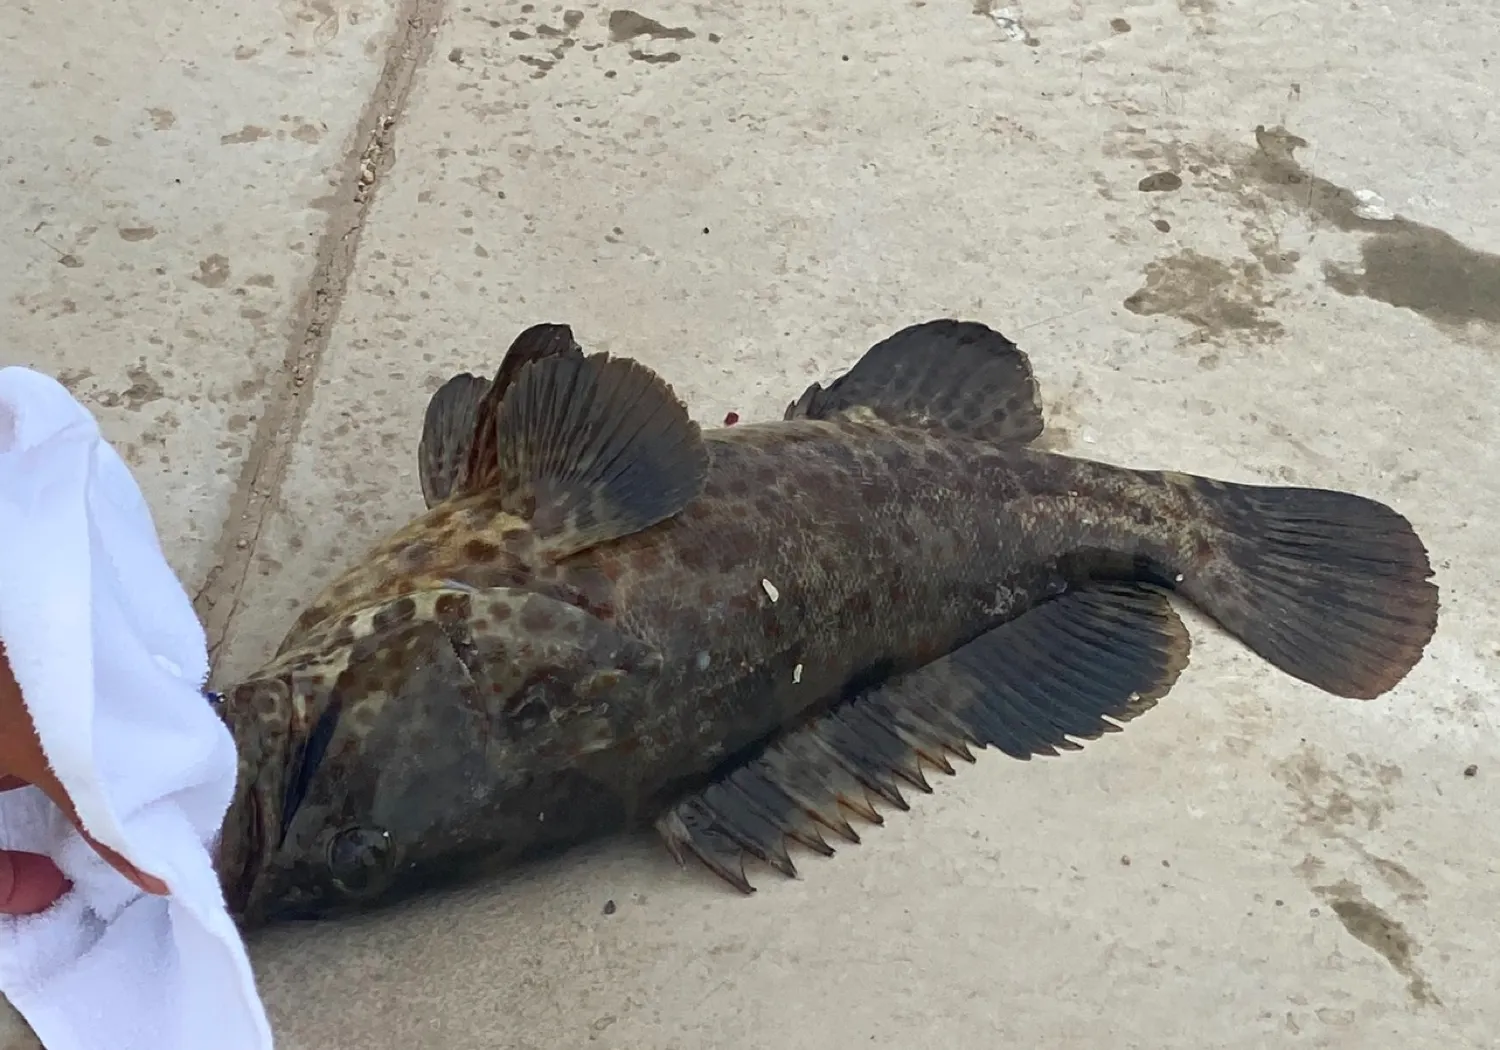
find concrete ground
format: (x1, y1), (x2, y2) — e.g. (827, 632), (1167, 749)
(4, 0), (1498, 1046)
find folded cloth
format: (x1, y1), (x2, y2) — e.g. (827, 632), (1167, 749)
(0, 366), (272, 1050)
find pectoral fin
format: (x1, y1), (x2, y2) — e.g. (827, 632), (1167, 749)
(654, 583), (1191, 893)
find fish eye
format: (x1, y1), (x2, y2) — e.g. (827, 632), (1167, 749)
(326, 825), (395, 897)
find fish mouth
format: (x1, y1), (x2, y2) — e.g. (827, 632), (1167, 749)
(209, 694), (276, 925)
(215, 775), (268, 923)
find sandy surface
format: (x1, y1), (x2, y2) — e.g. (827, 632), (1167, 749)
(3, 0), (1498, 1046)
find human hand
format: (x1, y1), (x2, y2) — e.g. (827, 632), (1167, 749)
(0, 644), (169, 915)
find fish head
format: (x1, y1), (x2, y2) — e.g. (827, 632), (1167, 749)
(216, 584), (663, 926)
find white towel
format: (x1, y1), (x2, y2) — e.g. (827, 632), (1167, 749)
(0, 366), (273, 1050)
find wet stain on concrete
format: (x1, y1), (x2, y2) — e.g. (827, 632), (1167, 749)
(193, 254), (232, 289)
(1313, 879), (1440, 1005)
(608, 10), (695, 42)
(1123, 248), (1284, 342)
(148, 108), (176, 130)
(118, 226), (158, 242)
(1177, 0), (1217, 31)
(1275, 746), (1402, 833)
(1138, 171), (1182, 193)
(1246, 126), (1500, 331)
(220, 125), (270, 145)
(95, 363), (165, 410)
(1110, 17), (1131, 33)
(1108, 124), (1500, 342)
(629, 48), (680, 64)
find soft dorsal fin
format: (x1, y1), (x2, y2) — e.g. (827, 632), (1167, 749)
(784, 318), (1046, 444)
(417, 322), (583, 507)
(487, 351), (709, 561)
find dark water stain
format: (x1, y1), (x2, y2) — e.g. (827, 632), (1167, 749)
(95, 363), (165, 410)
(629, 48), (680, 64)
(1243, 126), (1500, 331)
(1138, 171), (1182, 193)
(609, 10), (694, 42)
(1314, 880), (1440, 1005)
(192, 253), (231, 289)
(1123, 248), (1284, 342)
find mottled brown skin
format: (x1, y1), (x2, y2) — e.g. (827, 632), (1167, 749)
(213, 322), (1437, 926)
(218, 420), (1190, 920)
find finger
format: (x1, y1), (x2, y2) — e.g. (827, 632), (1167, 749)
(5, 772), (169, 896)
(0, 850), (71, 916)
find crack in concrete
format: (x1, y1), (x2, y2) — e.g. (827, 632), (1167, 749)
(194, 0), (444, 674)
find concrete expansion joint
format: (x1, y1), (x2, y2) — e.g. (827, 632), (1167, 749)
(195, 0), (447, 672)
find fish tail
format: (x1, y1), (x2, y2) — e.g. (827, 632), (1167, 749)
(1176, 479), (1439, 699)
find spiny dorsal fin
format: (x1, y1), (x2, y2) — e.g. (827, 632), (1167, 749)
(418, 373), (489, 507)
(441, 322), (585, 503)
(655, 583), (1190, 893)
(488, 351), (709, 561)
(784, 318), (1046, 445)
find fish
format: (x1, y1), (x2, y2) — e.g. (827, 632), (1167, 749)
(211, 318), (1440, 927)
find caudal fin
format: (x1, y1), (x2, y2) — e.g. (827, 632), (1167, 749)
(1180, 482), (1439, 700)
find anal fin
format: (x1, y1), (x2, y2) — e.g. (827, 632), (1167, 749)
(784, 318), (1045, 445)
(654, 583), (1191, 893)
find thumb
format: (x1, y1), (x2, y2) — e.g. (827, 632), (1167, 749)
(0, 850), (70, 916)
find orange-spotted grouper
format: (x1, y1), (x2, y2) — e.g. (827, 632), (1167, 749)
(211, 319), (1440, 926)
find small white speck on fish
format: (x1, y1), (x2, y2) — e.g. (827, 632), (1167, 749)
(793, 663), (803, 684)
(1174, 574), (1184, 583)
(761, 578), (780, 602)
(696, 650), (711, 671)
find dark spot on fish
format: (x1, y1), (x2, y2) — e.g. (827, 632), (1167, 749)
(633, 546), (663, 572)
(726, 475), (752, 499)
(755, 464), (777, 486)
(463, 539), (502, 562)
(697, 581), (719, 605)
(671, 604), (703, 637)
(678, 541), (709, 571)
(502, 527), (531, 545)
(372, 597), (417, 633)
(400, 541), (435, 569)
(716, 526), (757, 570)
(727, 591), (758, 616)
(520, 602), (557, 632)
(434, 593), (472, 622)
(488, 601), (513, 623)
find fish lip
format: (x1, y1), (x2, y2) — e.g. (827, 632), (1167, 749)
(216, 778), (269, 923)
